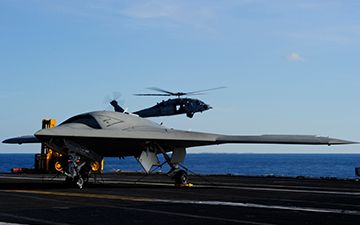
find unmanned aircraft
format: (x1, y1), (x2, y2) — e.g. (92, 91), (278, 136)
(109, 87), (225, 118)
(3, 110), (357, 188)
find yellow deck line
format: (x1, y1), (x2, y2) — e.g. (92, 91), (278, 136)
(3, 190), (149, 201)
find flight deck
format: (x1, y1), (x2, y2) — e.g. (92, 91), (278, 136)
(0, 172), (359, 225)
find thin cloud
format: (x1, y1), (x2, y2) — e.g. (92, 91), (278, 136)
(286, 53), (306, 62)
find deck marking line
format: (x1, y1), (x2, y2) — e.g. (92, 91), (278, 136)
(0, 175), (63, 181)
(3, 190), (360, 215)
(1, 190), (274, 225)
(220, 185), (360, 196)
(3, 190), (149, 201)
(0, 212), (72, 225)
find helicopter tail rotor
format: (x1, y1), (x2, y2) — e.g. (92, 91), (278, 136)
(104, 92), (125, 113)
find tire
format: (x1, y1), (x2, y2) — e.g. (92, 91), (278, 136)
(91, 161), (101, 172)
(174, 170), (188, 185)
(50, 156), (68, 173)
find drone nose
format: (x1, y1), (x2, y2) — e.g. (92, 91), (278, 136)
(206, 104), (212, 110)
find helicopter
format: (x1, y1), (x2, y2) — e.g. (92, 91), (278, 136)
(109, 87), (225, 118)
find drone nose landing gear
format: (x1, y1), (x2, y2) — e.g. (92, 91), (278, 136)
(63, 155), (91, 189)
(60, 140), (103, 189)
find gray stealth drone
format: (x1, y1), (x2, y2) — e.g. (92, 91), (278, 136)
(3, 110), (357, 188)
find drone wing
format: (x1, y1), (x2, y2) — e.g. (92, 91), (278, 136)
(215, 134), (356, 145)
(150, 130), (357, 149)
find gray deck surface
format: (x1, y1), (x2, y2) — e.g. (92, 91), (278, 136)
(0, 172), (359, 225)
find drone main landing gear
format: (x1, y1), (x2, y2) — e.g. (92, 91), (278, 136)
(174, 170), (189, 185)
(163, 156), (189, 185)
(144, 142), (191, 186)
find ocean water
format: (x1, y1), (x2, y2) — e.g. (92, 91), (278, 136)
(1, 153), (360, 178)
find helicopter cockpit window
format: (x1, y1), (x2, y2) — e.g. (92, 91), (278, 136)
(60, 115), (101, 129)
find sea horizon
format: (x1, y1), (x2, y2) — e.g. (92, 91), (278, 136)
(1, 153), (359, 179)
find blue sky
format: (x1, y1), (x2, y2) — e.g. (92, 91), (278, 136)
(1, 1), (359, 154)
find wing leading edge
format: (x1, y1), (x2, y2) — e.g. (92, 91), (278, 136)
(2, 135), (40, 144)
(216, 134), (356, 145)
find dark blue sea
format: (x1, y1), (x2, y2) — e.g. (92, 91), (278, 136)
(1, 154), (360, 178)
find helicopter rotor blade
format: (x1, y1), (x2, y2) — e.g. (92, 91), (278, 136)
(147, 87), (176, 96)
(104, 92), (125, 112)
(133, 94), (171, 96)
(186, 86), (226, 95)
(112, 91), (122, 101)
(104, 91), (122, 104)
(103, 95), (112, 104)
(134, 86), (226, 97)
(186, 93), (205, 96)
(144, 87), (189, 97)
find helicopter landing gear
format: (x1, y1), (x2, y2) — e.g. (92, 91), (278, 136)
(186, 112), (194, 118)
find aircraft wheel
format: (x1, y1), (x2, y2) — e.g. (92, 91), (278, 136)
(174, 170), (188, 185)
(91, 161), (101, 172)
(51, 157), (68, 173)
